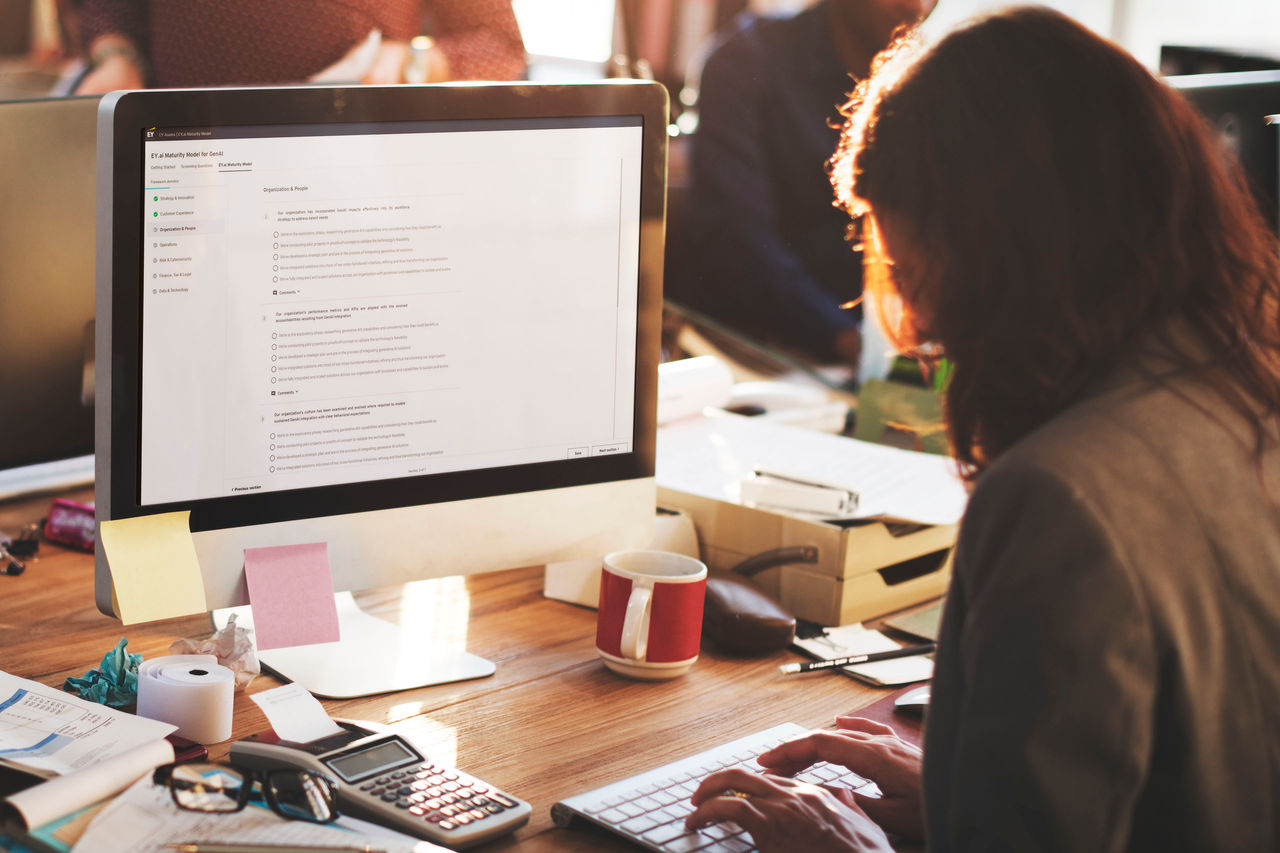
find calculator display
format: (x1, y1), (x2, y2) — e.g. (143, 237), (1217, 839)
(326, 738), (419, 782)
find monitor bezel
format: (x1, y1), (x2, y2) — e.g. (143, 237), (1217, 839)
(98, 82), (666, 534)
(1167, 69), (1280, 233)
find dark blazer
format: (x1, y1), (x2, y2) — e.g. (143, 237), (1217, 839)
(923, 353), (1280, 851)
(675, 2), (864, 359)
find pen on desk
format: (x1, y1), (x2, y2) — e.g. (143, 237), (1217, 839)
(778, 642), (937, 674)
(165, 843), (386, 853)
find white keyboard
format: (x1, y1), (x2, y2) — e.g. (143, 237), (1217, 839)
(551, 722), (879, 852)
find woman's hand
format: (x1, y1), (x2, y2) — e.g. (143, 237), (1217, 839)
(760, 716), (925, 841)
(685, 768), (894, 853)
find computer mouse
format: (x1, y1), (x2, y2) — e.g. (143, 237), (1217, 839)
(894, 685), (930, 717)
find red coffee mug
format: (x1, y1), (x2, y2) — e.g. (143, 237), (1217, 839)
(595, 550), (707, 680)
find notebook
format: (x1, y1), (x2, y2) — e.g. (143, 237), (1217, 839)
(792, 623), (933, 687)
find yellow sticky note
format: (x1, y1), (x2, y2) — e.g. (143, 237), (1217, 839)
(99, 511), (208, 625)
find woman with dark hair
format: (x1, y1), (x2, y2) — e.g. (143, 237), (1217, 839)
(684, 6), (1280, 852)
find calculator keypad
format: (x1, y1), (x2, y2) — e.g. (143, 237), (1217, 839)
(360, 761), (518, 832)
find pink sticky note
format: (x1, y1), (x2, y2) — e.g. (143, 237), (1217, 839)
(243, 542), (341, 650)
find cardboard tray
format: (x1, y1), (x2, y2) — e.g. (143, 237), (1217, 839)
(657, 485), (954, 626)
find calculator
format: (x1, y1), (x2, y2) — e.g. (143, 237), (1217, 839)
(229, 720), (531, 849)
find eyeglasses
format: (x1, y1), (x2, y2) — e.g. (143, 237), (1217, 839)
(152, 761), (340, 824)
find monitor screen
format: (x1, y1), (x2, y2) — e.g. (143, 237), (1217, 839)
(95, 83), (667, 695)
(138, 114), (641, 508)
(0, 96), (98, 497)
(1168, 69), (1280, 234)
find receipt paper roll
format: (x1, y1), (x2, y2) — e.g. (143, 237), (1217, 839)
(137, 654), (235, 743)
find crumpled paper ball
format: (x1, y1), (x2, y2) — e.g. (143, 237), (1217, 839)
(169, 612), (260, 690)
(63, 637), (141, 708)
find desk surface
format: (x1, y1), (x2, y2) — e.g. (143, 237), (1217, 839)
(0, 487), (923, 852)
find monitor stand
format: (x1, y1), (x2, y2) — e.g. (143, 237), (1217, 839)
(211, 592), (495, 699)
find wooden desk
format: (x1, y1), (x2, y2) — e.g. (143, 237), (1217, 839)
(0, 488), (922, 852)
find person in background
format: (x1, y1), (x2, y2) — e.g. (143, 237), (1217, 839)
(72, 0), (525, 93)
(672, 0), (936, 370)
(684, 6), (1280, 851)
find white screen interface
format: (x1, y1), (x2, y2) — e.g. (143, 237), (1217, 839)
(139, 118), (642, 505)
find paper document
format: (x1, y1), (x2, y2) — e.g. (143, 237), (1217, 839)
(249, 683), (342, 743)
(72, 775), (444, 853)
(5, 736), (174, 831)
(657, 413), (968, 525)
(0, 671), (176, 779)
(793, 624), (933, 687)
(656, 356), (733, 424)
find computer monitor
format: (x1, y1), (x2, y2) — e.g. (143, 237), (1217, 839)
(0, 96), (98, 499)
(1167, 69), (1280, 234)
(95, 81), (667, 697)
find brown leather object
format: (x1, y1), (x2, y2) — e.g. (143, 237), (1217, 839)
(702, 572), (797, 656)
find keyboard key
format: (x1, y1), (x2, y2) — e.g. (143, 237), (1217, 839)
(599, 808), (629, 825)
(666, 801), (695, 818)
(660, 802), (694, 821)
(643, 822), (690, 845)
(621, 815), (660, 834)
(618, 801), (645, 818)
(663, 831), (719, 852)
(704, 822), (744, 840)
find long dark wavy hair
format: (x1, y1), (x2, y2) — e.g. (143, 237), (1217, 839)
(832, 6), (1280, 479)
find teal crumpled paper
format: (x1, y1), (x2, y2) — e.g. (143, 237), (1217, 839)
(62, 637), (141, 708)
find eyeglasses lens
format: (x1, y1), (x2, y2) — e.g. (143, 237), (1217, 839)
(170, 764), (246, 812)
(265, 769), (338, 823)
